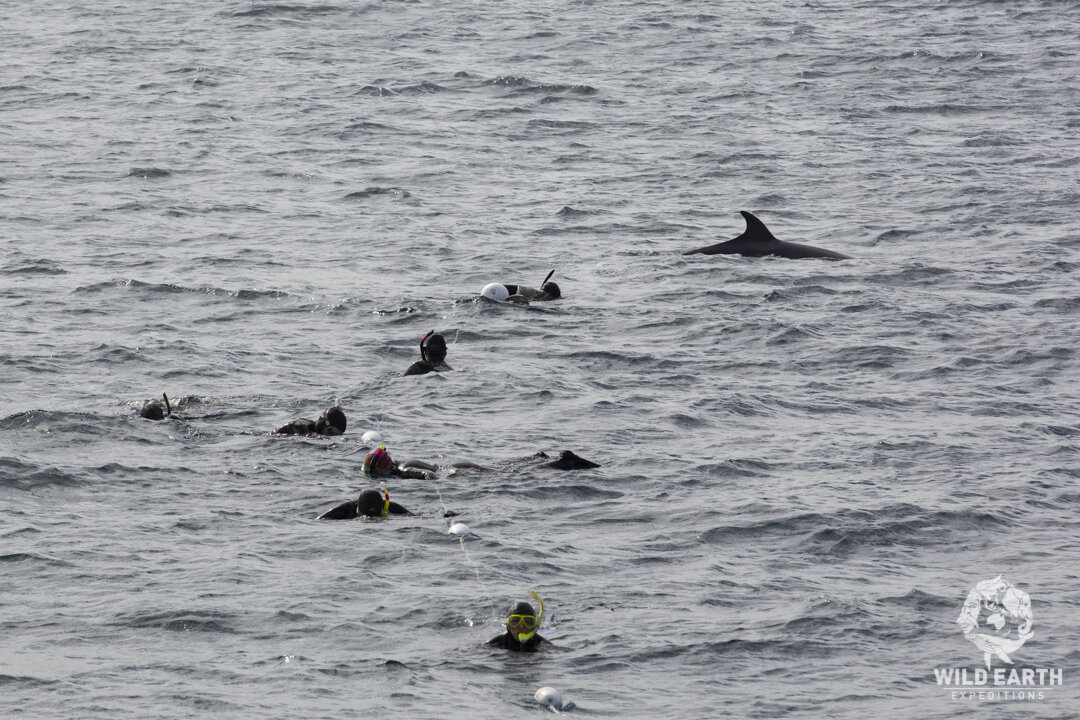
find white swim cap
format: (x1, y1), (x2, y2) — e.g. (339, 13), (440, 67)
(481, 283), (509, 302)
(361, 430), (383, 446)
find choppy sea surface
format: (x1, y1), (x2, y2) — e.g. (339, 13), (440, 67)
(2, 1), (1079, 718)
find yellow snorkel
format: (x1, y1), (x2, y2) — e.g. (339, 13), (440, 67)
(515, 590), (545, 643)
(381, 488), (391, 517)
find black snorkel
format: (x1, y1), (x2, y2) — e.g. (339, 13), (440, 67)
(162, 393), (172, 418)
(420, 329), (435, 363)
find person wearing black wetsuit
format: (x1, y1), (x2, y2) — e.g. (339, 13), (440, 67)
(481, 270), (561, 304)
(317, 489), (411, 520)
(504, 280), (560, 303)
(140, 393), (172, 420)
(391, 450), (599, 476)
(487, 600), (547, 652)
(534, 450), (599, 470)
(274, 406), (347, 436)
(364, 446), (432, 480)
(404, 331), (451, 376)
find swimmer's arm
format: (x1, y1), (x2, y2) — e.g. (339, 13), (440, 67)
(398, 459), (438, 472)
(397, 468), (431, 480)
(486, 633), (510, 647)
(392, 463), (434, 480)
(316, 500), (357, 520)
(275, 419), (316, 435)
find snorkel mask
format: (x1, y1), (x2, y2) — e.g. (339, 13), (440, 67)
(507, 590), (545, 643)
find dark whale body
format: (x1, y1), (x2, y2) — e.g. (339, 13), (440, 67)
(684, 211), (852, 260)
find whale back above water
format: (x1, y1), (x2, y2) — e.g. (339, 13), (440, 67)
(684, 211), (852, 260)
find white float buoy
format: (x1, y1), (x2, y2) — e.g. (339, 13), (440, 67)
(534, 687), (562, 711)
(481, 283), (509, 302)
(448, 522), (475, 538)
(361, 430), (383, 446)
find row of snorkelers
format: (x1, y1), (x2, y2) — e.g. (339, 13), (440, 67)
(314, 443), (598, 519)
(139, 400), (595, 467)
(136, 397), (599, 503)
(137, 409), (567, 656)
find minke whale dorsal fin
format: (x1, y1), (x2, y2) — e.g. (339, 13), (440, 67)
(740, 211), (777, 243)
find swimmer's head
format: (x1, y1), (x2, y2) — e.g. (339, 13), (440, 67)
(421, 331), (447, 364)
(481, 283), (509, 302)
(361, 430), (383, 446)
(316, 406), (347, 436)
(356, 488), (391, 517)
(505, 600), (539, 642)
(541, 281), (561, 299)
(363, 446), (395, 477)
(140, 402), (165, 421)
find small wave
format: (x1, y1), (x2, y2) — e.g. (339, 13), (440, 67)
(344, 186), (414, 201)
(527, 118), (598, 130)
(126, 167), (172, 179)
(703, 511), (827, 545)
(872, 228), (919, 244)
(113, 609), (238, 634)
(884, 103), (995, 116)
(0, 674), (55, 688)
(0, 460), (81, 489)
(1, 259), (66, 276)
(556, 205), (603, 218)
(397, 82), (447, 95)
(877, 589), (955, 612)
(1035, 297), (1080, 312)
(486, 75), (532, 88)
(229, 3), (345, 18)
(485, 76), (597, 95)
(0, 552), (73, 568)
(356, 86), (396, 97)
(765, 326), (816, 345)
(73, 279), (292, 300)
(805, 507), (1013, 559)
(961, 133), (1023, 147)
(866, 264), (953, 285)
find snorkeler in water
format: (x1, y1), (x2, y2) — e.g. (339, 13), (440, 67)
(481, 270), (561, 304)
(487, 591), (550, 652)
(140, 393), (172, 420)
(404, 330), (452, 376)
(533, 450), (600, 470)
(317, 488), (411, 520)
(274, 406), (347, 437)
(400, 450), (600, 475)
(363, 446), (433, 480)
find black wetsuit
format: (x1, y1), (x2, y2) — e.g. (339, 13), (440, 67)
(536, 450), (600, 470)
(275, 418), (322, 436)
(274, 407), (346, 437)
(503, 283), (560, 302)
(403, 360), (452, 376)
(317, 500), (411, 520)
(487, 632), (547, 652)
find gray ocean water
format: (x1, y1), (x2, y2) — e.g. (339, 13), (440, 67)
(2, 0), (1079, 717)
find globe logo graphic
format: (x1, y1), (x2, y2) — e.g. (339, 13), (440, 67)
(956, 575), (1034, 670)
